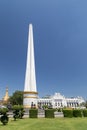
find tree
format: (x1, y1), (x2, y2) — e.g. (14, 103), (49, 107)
(9, 91), (23, 105)
(84, 100), (87, 108)
(79, 100), (86, 108)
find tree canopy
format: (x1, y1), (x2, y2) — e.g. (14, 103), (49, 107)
(9, 91), (23, 105)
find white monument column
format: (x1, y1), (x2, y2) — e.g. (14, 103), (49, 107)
(23, 24), (38, 108)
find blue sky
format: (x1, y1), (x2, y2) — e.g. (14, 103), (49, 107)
(0, 0), (87, 99)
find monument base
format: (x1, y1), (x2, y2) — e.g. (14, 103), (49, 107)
(23, 91), (38, 108)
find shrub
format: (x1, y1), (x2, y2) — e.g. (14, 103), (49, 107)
(73, 109), (82, 117)
(42, 105), (48, 109)
(83, 109), (87, 117)
(45, 109), (55, 118)
(63, 109), (73, 118)
(19, 106), (25, 119)
(13, 105), (20, 120)
(1, 115), (9, 125)
(58, 108), (62, 112)
(29, 109), (38, 118)
(12, 105), (24, 120)
(0, 108), (9, 125)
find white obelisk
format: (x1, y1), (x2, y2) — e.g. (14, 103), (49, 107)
(23, 24), (38, 108)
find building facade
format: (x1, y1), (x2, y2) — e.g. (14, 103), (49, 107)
(38, 93), (85, 109)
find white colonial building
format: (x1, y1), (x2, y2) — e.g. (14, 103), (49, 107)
(38, 93), (85, 109)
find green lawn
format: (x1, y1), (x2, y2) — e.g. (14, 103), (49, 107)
(0, 118), (87, 130)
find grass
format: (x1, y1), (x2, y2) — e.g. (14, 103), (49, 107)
(0, 118), (87, 130)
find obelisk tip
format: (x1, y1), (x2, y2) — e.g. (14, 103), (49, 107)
(29, 23), (33, 28)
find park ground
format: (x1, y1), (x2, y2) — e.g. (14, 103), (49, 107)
(0, 118), (87, 130)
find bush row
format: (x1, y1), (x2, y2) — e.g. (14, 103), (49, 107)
(29, 109), (87, 118)
(63, 109), (87, 117)
(1, 108), (87, 124)
(29, 109), (55, 118)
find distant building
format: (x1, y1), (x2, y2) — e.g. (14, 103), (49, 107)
(3, 87), (9, 103)
(38, 93), (85, 109)
(0, 87), (9, 105)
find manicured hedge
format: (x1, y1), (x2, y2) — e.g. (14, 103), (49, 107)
(83, 110), (87, 117)
(73, 110), (82, 117)
(45, 109), (55, 118)
(29, 109), (38, 118)
(63, 110), (73, 118)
